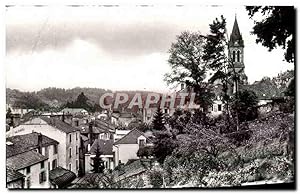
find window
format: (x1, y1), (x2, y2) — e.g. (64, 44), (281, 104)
(53, 145), (58, 154)
(52, 159), (57, 169)
(164, 109), (168, 114)
(69, 147), (72, 158)
(69, 134), (72, 143)
(139, 139), (145, 147)
(26, 166), (31, 174)
(41, 161), (44, 169)
(69, 163), (72, 171)
(237, 50), (240, 62)
(39, 171), (46, 184)
(76, 146), (78, 155)
(76, 132), (78, 141)
(26, 177), (31, 188)
(213, 105), (217, 112)
(218, 104), (222, 112)
(232, 50), (236, 62)
(76, 160), (79, 170)
(48, 162), (50, 171)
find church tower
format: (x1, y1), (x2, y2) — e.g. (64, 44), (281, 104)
(228, 15), (247, 93)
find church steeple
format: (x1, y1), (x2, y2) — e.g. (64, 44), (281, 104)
(228, 15), (247, 93)
(229, 16), (244, 47)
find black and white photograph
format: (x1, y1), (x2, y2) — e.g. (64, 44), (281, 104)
(4, 3), (295, 190)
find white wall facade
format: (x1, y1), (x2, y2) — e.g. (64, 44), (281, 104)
(18, 160), (49, 189)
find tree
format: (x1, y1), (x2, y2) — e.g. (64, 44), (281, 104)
(246, 6), (295, 63)
(76, 92), (89, 106)
(166, 109), (191, 134)
(284, 77), (295, 97)
(202, 15), (242, 130)
(164, 31), (215, 111)
(91, 145), (105, 173)
(231, 90), (258, 123)
(153, 131), (178, 164)
(152, 107), (166, 131)
(6, 108), (12, 119)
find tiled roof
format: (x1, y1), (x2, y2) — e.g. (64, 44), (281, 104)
(6, 132), (58, 158)
(94, 119), (115, 132)
(71, 173), (103, 186)
(40, 116), (80, 134)
(6, 167), (25, 183)
(113, 159), (153, 181)
(79, 125), (103, 134)
(62, 108), (88, 115)
(7, 150), (48, 170)
(49, 167), (76, 188)
(114, 129), (152, 145)
(90, 139), (114, 155)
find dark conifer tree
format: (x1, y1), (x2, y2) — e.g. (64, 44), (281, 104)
(152, 107), (166, 131)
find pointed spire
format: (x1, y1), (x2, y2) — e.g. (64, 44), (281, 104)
(229, 14), (243, 46)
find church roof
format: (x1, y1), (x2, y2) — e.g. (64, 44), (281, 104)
(229, 16), (244, 46)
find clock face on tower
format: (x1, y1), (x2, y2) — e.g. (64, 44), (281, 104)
(234, 41), (239, 46)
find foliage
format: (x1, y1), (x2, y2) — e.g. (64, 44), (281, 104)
(137, 146), (154, 158)
(152, 107), (166, 131)
(246, 6), (295, 63)
(284, 77), (295, 97)
(6, 87), (111, 111)
(148, 170), (164, 188)
(6, 108), (12, 119)
(164, 31), (215, 111)
(128, 120), (152, 133)
(153, 131), (178, 164)
(231, 90), (258, 123)
(64, 92), (94, 112)
(166, 109), (191, 134)
(91, 145), (105, 173)
(202, 15), (227, 71)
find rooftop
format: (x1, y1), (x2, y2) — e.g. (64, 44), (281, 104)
(6, 132), (58, 158)
(114, 129), (152, 145)
(90, 139), (114, 155)
(62, 108), (88, 115)
(40, 116), (80, 134)
(6, 167), (25, 183)
(49, 167), (77, 188)
(7, 150), (48, 170)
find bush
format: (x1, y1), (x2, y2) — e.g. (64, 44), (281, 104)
(149, 170), (163, 188)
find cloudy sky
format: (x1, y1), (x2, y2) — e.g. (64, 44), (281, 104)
(5, 5), (294, 92)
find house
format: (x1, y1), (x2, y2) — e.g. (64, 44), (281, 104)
(84, 139), (115, 173)
(11, 117), (81, 175)
(113, 129), (153, 166)
(6, 132), (59, 189)
(62, 108), (88, 116)
(6, 132), (59, 171)
(113, 129), (131, 142)
(111, 112), (138, 127)
(6, 150), (49, 189)
(6, 103), (34, 117)
(6, 167), (25, 189)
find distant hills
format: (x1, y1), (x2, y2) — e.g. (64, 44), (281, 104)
(6, 87), (112, 110)
(6, 69), (294, 111)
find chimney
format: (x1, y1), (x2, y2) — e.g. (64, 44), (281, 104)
(87, 144), (91, 152)
(88, 123), (93, 145)
(37, 133), (42, 154)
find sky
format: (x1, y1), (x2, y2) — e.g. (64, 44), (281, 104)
(5, 5), (295, 92)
